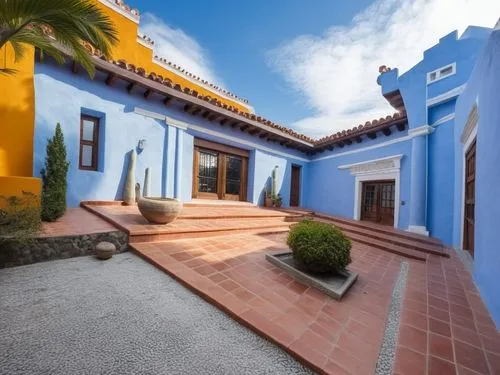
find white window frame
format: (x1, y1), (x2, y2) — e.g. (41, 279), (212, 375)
(427, 62), (456, 85)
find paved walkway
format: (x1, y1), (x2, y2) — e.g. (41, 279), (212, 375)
(132, 232), (500, 375)
(0, 253), (311, 375)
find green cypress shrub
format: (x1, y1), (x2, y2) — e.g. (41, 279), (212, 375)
(287, 219), (352, 273)
(41, 123), (69, 222)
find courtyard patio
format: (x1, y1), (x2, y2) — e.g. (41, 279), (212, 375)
(1, 202), (499, 374)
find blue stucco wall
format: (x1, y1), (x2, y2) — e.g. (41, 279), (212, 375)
(304, 132), (413, 230)
(33, 61), (309, 208)
(427, 121), (455, 244)
(454, 28), (500, 327)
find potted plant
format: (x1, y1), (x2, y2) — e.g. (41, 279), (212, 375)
(288, 219), (352, 274)
(272, 194), (283, 208)
(265, 219), (357, 300)
(264, 187), (273, 208)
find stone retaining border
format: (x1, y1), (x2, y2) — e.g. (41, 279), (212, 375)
(0, 231), (128, 268)
(375, 261), (409, 375)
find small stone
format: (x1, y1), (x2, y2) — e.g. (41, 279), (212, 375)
(96, 241), (116, 260)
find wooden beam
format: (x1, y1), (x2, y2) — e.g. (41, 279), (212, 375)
(208, 114), (219, 121)
(397, 123), (406, 131)
(143, 89), (154, 100)
(191, 107), (202, 116)
(355, 136), (363, 143)
(201, 110), (211, 119)
(248, 129), (261, 136)
(382, 127), (392, 136)
(127, 82), (137, 94)
(163, 96), (172, 106)
(230, 121), (240, 128)
(345, 139), (352, 145)
(220, 118), (229, 126)
(259, 132), (269, 139)
(71, 61), (78, 74)
(337, 142), (344, 148)
(184, 104), (193, 113)
(367, 132), (377, 139)
(240, 124), (249, 132)
(327, 146), (334, 151)
(105, 73), (118, 86)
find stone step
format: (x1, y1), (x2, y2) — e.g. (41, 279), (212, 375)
(344, 231), (428, 261)
(128, 220), (293, 243)
(318, 219), (448, 258)
(312, 212), (442, 247)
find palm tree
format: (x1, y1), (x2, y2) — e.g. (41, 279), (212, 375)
(0, 0), (118, 77)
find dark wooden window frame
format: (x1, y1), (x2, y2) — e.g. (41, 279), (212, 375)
(192, 138), (248, 201)
(79, 115), (100, 171)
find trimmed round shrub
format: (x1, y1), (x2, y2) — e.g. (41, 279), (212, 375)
(287, 219), (352, 273)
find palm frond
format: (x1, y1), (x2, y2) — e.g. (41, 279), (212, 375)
(0, 0), (118, 77)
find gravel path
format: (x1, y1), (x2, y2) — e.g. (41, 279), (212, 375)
(0, 253), (313, 375)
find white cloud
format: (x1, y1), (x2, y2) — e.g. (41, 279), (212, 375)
(267, 0), (500, 138)
(140, 13), (224, 87)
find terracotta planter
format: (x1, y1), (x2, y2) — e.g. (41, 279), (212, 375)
(264, 196), (273, 208)
(138, 197), (182, 224)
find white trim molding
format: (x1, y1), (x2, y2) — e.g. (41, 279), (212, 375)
(134, 107), (309, 161)
(137, 36), (154, 50)
(98, 0), (139, 23)
(152, 57), (255, 113)
(427, 62), (456, 85)
(314, 135), (411, 162)
(408, 225), (429, 237)
(432, 113), (455, 127)
(426, 84), (466, 108)
(339, 154), (403, 228)
(408, 125), (434, 138)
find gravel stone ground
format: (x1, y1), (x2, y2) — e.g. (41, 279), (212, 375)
(0, 253), (313, 375)
(374, 261), (409, 375)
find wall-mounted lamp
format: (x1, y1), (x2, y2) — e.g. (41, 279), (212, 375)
(137, 139), (147, 152)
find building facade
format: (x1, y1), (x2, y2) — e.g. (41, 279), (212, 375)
(1, 1), (499, 326)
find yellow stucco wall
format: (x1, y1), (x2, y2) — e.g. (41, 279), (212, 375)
(0, 44), (35, 178)
(97, 2), (250, 112)
(0, 176), (41, 198)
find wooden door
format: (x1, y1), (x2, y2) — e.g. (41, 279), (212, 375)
(192, 139), (248, 201)
(361, 181), (395, 226)
(463, 140), (476, 257)
(290, 165), (301, 207)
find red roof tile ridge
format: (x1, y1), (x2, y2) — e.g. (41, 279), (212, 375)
(80, 41), (407, 147)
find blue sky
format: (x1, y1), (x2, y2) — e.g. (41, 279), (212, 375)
(126, 0), (499, 138)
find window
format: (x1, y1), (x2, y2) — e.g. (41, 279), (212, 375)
(427, 63), (456, 84)
(79, 115), (99, 170)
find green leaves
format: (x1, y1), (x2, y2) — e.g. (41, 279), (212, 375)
(41, 123), (69, 222)
(287, 219), (352, 274)
(0, 0), (118, 77)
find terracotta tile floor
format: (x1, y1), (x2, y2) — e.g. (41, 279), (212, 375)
(130, 230), (500, 374)
(40, 208), (117, 237)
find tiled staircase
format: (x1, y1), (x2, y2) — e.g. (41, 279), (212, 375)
(279, 209), (448, 261)
(82, 201), (447, 261)
(82, 202), (303, 244)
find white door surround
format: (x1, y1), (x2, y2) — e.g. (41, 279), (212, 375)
(338, 154), (403, 228)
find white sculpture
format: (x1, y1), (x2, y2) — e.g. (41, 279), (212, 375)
(143, 167), (151, 197)
(123, 149), (136, 205)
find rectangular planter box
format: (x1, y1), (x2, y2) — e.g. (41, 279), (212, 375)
(266, 251), (358, 300)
